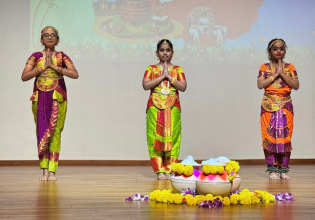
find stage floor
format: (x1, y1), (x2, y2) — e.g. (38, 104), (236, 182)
(0, 165), (314, 219)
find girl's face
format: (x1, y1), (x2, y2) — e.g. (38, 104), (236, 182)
(269, 41), (285, 61)
(41, 29), (59, 48)
(157, 42), (173, 63)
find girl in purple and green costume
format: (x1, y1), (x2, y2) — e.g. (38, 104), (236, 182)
(22, 26), (79, 181)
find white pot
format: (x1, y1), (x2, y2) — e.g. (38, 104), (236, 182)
(196, 171), (232, 196)
(231, 174), (241, 192)
(171, 169), (201, 194)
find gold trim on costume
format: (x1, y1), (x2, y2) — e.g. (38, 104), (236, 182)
(264, 92), (291, 103)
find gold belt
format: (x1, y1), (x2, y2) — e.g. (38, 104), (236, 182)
(264, 92), (291, 102)
(154, 89), (176, 96)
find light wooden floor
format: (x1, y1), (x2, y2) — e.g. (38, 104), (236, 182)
(0, 165), (314, 220)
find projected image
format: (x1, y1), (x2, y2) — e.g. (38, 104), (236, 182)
(91, 0), (263, 46)
(30, 0), (315, 64)
(92, 0), (183, 44)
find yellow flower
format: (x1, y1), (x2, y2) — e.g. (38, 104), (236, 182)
(234, 164), (240, 172)
(184, 165), (193, 176)
(254, 190), (266, 202)
(263, 198), (270, 204)
(263, 193), (275, 204)
(205, 194), (214, 201)
(203, 165), (225, 175)
(149, 190), (160, 201)
(162, 197), (168, 204)
(155, 193), (164, 203)
(250, 195), (261, 205)
(223, 197), (230, 206)
(185, 194), (197, 206)
(230, 197), (238, 205)
(171, 163), (178, 173)
(225, 161), (240, 174)
(266, 193), (275, 202)
(173, 194), (184, 205)
(176, 163), (185, 175)
(228, 173), (237, 181)
(240, 189), (253, 197)
(164, 193), (175, 204)
(230, 194), (240, 205)
(240, 194), (251, 205)
(160, 189), (171, 195)
(217, 166), (224, 174)
(229, 161), (240, 172)
(202, 164), (211, 174)
(225, 164), (234, 174)
(210, 165), (218, 174)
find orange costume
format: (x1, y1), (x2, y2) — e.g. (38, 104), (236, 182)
(258, 63), (298, 174)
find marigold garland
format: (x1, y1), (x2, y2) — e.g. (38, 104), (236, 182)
(172, 163), (194, 176)
(202, 160), (240, 181)
(141, 188), (283, 208)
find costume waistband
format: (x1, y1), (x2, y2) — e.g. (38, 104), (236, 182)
(264, 92), (291, 103)
(152, 89), (178, 95)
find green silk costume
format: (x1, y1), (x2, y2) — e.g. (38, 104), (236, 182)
(144, 65), (186, 173)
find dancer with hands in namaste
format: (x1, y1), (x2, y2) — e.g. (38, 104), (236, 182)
(257, 38), (299, 180)
(142, 39), (187, 180)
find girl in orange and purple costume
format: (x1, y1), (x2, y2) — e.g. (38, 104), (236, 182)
(257, 39), (299, 180)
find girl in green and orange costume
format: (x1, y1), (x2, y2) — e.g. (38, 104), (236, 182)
(142, 39), (187, 180)
(22, 26), (79, 181)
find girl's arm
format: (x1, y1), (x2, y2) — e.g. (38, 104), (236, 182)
(167, 76), (187, 92)
(279, 72), (299, 90)
(142, 75), (165, 90)
(257, 73), (279, 90)
(21, 64), (41, 82)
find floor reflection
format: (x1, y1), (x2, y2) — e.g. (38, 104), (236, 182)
(36, 181), (59, 220)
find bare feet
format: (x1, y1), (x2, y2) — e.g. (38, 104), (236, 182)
(157, 173), (166, 180)
(165, 173), (171, 180)
(269, 172), (280, 180)
(48, 172), (57, 181)
(280, 173), (291, 180)
(39, 169), (49, 181)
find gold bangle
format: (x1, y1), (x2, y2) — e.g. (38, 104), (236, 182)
(171, 77), (176, 84)
(268, 76), (274, 82)
(42, 66), (46, 71)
